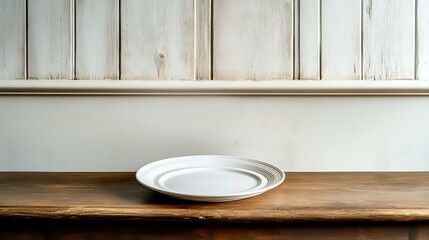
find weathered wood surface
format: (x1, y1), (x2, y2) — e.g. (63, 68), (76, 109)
(293, 0), (300, 79)
(213, 0), (294, 80)
(27, 0), (73, 79)
(321, 0), (361, 79)
(362, 0), (415, 80)
(3, 0), (429, 81)
(417, 0), (429, 80)
(299, 0), (320, 79)
(120, 0), (194, 80)
(2, 172), (429, 222)
(195, 0), (211, 80)
(0, 0), (25, 80)
(76, 0), (119, 80)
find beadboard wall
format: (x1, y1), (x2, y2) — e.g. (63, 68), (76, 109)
(1, 0), (428, 80)
(1, 0), (429, 172)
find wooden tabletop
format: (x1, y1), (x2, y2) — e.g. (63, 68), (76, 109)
(1, 172), (429, 222)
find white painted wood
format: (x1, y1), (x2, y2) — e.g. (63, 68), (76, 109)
(195, 0), (211, 80)
(363, 0), (415, 80)
(417, 0), (429, 80)
(0, 0), (25, 79)
(294, 0), (300, 79)
(321, 0), (361, 80)
(213, 0), (294, 80)
(28, 0), (72, 79)
(2, 94), (429, 171)
(121, 0), (194, 80)
(76, 0), (119, 80)
(3, 80), (429, 95)
(299, 0), (320, 80)
(71, 0), (75, 79)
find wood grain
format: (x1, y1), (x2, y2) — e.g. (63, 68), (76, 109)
(299, 0), (320, 79)
(121, 0), (194, 80)
(417, 0), (429, 80)
(321, 0), (361, 80)
(2, 1), (424, 81)
(76, 0), (119, 80)
(294, 0), (300, 79)
(2, 172), (429, 222)
(411, 224), (429, 240)
(213, 0), (294, 80)
(0, 220), (413, 240)
(195, 0), (211, 80)
(0, 0), (25, 80)
(363, 0), (415, 80)
(27, 0), (73, 79)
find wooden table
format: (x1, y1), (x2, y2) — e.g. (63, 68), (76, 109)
(1, 172), (429, 239)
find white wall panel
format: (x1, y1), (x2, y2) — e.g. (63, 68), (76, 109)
(363, 0), (415, 80)
(76, 0), (119, 80)
(195, 0), (211, 80)
(28, 0), (73, 79)
(417, 0), (429, 80)
(321, 0), (361, 80)
(121, 0), (194, 80)
(299, 0), (320, 79)
(294, 0), (300, 79)
(213, 0), (294, 80)
(2, 0), (424, 81)
(0, 0), (25, 79)
(1, 93), (429, 171)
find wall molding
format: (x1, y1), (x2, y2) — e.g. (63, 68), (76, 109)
(2, 80), (429, 95)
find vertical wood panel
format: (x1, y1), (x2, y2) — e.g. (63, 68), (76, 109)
(28, 0), (72, 79)
(363, 0), (415, 80)
(0, 0), (25, 79)
(3, 0), (419, 81)
(121, 0), (194, 80)
(195, 0), (211, 80)
(294, 0), (300, 79)
(299, 0), (320, 80)
(321, 0), (361, 80)
(412, 225), (429, 240)
(417, 0), (429, 80)
(76, 0), (119, 80)
(213, 0), (293, 80)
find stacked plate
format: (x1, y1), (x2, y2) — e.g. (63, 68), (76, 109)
(136, 155), (285, 202)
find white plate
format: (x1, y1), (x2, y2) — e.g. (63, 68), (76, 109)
(136, 155), (285, 202)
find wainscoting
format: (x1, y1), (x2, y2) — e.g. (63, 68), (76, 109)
(1, 0), (428, 80)
(1, 0), (428, 171)
(1, 80), (429, 171)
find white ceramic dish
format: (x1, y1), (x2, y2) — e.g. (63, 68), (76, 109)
(136, 155), (285, 202)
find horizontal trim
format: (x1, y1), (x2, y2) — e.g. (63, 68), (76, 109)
(2, 80), (429, 95)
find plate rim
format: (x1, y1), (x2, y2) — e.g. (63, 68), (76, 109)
(135, 155), (285, 199)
